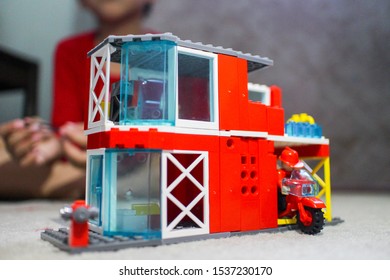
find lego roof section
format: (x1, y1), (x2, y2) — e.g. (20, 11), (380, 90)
(88, 33), (273, 72)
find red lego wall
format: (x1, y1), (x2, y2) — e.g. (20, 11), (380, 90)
(218, 54), (276, 134)
(218, 54), (240, 130)
(219, 136), (278, 232)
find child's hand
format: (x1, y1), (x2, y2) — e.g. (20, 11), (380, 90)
(60, 122), (87, 169)
(0, 117), (62, 166)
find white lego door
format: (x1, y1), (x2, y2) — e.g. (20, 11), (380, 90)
(161, 151), (209, 239)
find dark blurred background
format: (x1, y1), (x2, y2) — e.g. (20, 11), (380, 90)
(1, 0), (389, 190)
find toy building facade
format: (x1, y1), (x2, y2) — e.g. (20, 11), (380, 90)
(85, 33), (330, 241)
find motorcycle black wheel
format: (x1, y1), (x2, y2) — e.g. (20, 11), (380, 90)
(297, 207), (324, 235)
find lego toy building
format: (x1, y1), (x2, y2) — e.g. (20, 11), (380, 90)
(42, 33), (332, 251)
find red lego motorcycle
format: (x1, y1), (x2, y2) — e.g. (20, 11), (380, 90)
(278, 169), (326, 234)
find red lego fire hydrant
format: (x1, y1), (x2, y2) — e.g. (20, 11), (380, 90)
(60, 200), (98, 247)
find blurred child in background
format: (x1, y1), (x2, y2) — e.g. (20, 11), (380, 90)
(0, 0), (156, 199)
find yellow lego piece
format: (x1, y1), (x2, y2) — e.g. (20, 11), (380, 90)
(287, 113), (316, 124)
(278, 217), (297, 225)
(132, 203), (160, 216)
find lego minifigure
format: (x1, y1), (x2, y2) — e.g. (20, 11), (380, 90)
(277, 147), (304, 212)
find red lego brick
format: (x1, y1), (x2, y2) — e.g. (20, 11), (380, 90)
(219, 136), (241, 232)
(218, 54), (240, 130)
(258, 142), (278, 229)
(248, 102), (268, 132)
(237, 58), (250, 131)
(239, 138), (262, 231)
(267, 107), (285, 136)
(270, 85), (282, 108)
(275, 144), (330, 158)
(292, 144), (330, 158)
(88, 129), (220, 152)
(241, 200), (261, 230)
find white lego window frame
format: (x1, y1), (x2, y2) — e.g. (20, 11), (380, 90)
(86, 148), (106, 233)
(88, 44), (116, 129)
(175, 46), (219, 130)
(161, 150), (210, 239)
(248, 83), (271, 106)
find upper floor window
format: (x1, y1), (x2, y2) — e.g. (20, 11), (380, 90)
(114, 40), (176, 126)
(176, 47), (218, 130)
(248, 83), (271, 106)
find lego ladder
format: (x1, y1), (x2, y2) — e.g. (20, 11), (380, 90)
(303, 157), (332, 222)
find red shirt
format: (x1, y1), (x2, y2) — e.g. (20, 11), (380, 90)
(52, 31), (95, 128)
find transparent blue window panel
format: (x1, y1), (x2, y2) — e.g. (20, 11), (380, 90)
(87, 155), (103, 226)
(104, 150), (161, 239)
(178, 52), (213, 122)
(285, 122), (322, 138)
(113, 40), (176, 126)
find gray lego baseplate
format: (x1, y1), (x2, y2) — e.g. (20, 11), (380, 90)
(41, 228), (162, 253)
(41, 217), (344, 253)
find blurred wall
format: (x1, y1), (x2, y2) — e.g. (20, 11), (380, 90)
(0, 0), (95, 122)
(148, 0), (390, 190)
(0, 0), (389, 189)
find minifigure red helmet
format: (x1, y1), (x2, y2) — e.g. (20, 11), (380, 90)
(279, 147), (304, 168)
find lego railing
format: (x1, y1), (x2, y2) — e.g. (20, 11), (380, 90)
(88, 44), (115, 129)
(303, 157), (332, 222)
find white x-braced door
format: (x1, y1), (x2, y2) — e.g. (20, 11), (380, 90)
(161, 151), (209, 239)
